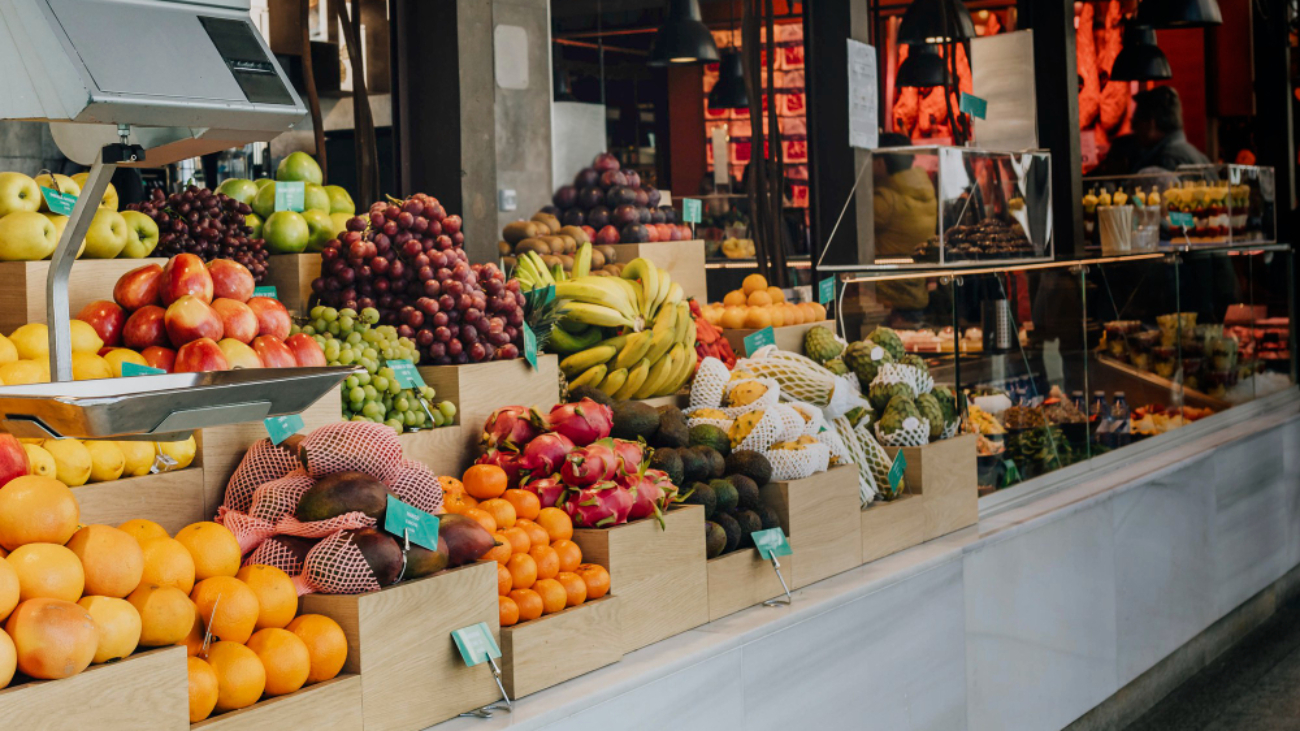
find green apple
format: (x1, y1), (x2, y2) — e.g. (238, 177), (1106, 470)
(245, 212), (264, 239)
(120, 210), (161, 258)
(0, 172), (41, 218)
(330, 212), (353, 238)
(32, 173), (80, 211)
(217, 178), (259, 205)
(40, 212), (82, 257)
(263, 210), (310, 254)
(252, 182), (277, 220)
(254, 178), (275, 190)
(302, 209), (336, 252)
(83, 209), (128, 258)
(304, 183), (331, 214)
(324, 185), (356, 215)
(70, 173), (118, 211)
(0, 211), (59, 260)
(276, 151), (323, 185)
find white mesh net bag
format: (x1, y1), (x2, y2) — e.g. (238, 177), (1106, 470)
(941, 418), (961, 440)
(874, 415), (932, 448)
(388, 459), (445, 514)
(736, 346), (840, 408)
(223, 438), (305, 513)
(245, 534), (318, 575)
(785, 401), (829, 437)
(721, 377), (782, 419)
(686, 413), (733, 433)
(873, 362), (933, 397)
(763, 442), (831, 481)
(300, 421), (404, 485)
(832, 416), (892, 505)
(689, 357), (732, 410)
(770, 403), (809, 442)
(816, 427), (853, 467)
(731, 407), (789, 453)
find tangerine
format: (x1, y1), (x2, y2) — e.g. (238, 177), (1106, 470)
(502, 489), (540, 521)
(286, 614), (348, 683)
(236, 564), (298, 630)
(246, 627), (311, 697)
(118, 518), (169, 545)
(536, 508), (573, 542)
(516, 518), (549, 549)
(555, 571), (588, 607)
(463, 464), (508, 500)
(66, 525), (144, 599)
(207, 640), (266, 712)
(443, 492), (478, 514)
(508, 588), (543, 621)
(551, 539), (583, 573)
(187, 656), (219, 723)
(506, 553), (537, 591)
(462, 508), (497, 534)
(482, 533), (512, 565)
(439, 476), (465, 494)
(766, 286), (786, 303)
(477, 498), (517, 530)
(498, 595), (519, 627)
(744, 307), (773, 329)
(496, 563), (513, 596)
(0, 475), (80, 550)
(191, 576), (260, 644)
(576, 563), (611, 600)
(5, 598), (97, 679)
(528, 545), (559, 581)
(139, 537), (196, 594)
(77, 595), (141, 663)
(128, 583), (197, 647)
(720, 306), (748, 330)
(174, 522), (241, 581)
(7, 543), (85, 603)
(501, 526), (531, 555)
(533, 578), (567, 615)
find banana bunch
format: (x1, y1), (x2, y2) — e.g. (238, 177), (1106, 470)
(552, 258), (695, 400)
(514, 242), (593, 292)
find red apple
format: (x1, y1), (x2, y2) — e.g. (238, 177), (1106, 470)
(211, 298), (258, 344)
(0, 433), (30, 489)
(678, 224), (692, 240)
(207, 259), (256, 302)
(165, 295), (224, 347)
(595, 225), (621, 245)
(581, 225), (596, 241)
(122, 305), (169, 350)
(252, 336), (297, 368)
(217, 338), (264, 369)
(246, 297), (292, 340)
(141, 346), (176, 373)
(174, 338), (229, 373)
(645, 224), (661, 242)
(285, 333), (327, 367)
(160, 253), (214, 305)
(76, 300), (127, 348)
(114, 263), (163, 311)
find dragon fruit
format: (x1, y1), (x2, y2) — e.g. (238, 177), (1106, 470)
(610, 439), (645, 475)
(522, 474), (567, 508)
(548, 399), (613, 446)
(562, 481), (634, 528)
(481, 405), (548, 451)
(561, 442), (619, 488)
(523, 432), (576, 475)
(624, 468), (679, 525)
(476, 449), (541, 490)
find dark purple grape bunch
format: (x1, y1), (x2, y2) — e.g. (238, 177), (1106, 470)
(127, 186), (268, 281)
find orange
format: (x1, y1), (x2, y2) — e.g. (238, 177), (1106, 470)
(536, 508), (573, 542)
(246, 627), (311, 696)
(439, 476), (465, 494)
(498, 595), (519, 627)
(206, 640), (266, 712)
(0, 558), (18, 622)
(501, 526), (531, 555)
(720, 306), (748, 330)
(477, 498), (517, 530)
(508, 588), (543, 621)
(766, 285), (785, 303)
(191, 576), (260, 644)
(5, 598), (98, 679)
(551, 539), (583, 573)
(236, 564), (297, 630)
(187, 656), (219, 723)
(139, 537), (196, 594)
(463, 464), (508, 500)
(502, 489), (540, 521)
(0, 629), (14, 689)
(462, 507), (497, 534)
(118, 518), (169, 545)
(769, 305), (787, 328)
(181, 612), (206, 656)
(742, 273), (768, 294)
(723, 290), (747, 307)
(443, 491), (478, 515)
(128, 583), (197, 646)
(66, 525), (144, 599)
(746, 290), (773, 307)
(78, 596), (142, 663)
(174, 522), (241, 581)
(744, 307), (773, 329)
(7, 543), (85, 603)
(533, 578), (567, 615)
(286, 614), (347, 683)
(506, 553), (537, 591)
(556, 571), (588, 607)
(0, 475), (80, 550)
(482, 533), (512, 565)
(516, 519), (549, 550)
(496, 563), (513, 596)
(576, 564), (611, 600)
(528, 545), (559, 581)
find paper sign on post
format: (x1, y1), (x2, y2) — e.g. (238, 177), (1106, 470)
(818, 276), (835, 305)
(887, 451), (907, 494)
(743, 326), (776, 356)
(682, 198), (702, 224)
(752, 529), (792, 560)
(252, 285), (278, 299)
(388, 359), (425, 390)
(263, 414), (305, 445)
(847, 39), (879, 149)
(40, 187), (78, 216)
(959, 92), (989, 120)
(522, 323), (538, 369)
(274, 181), (305, 212)
(452, 622), (501, 667)
(384, 495), (440, 551)
(121, 363), (166, 377)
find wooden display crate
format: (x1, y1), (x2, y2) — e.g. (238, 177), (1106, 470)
(0, 258), (167, 335)
(859, 492), (926, 564)
(760, 464), (862, 590)
(75, 467), (206, 534)
(299, 562), (501, 731)
(706, 547), (786, 622)
(0, 647), (187, 731)
(500, 595), (622, 698)
(633, 393), (690, 411)
(884, 434), (978, 541)
(608, 240), (707, 302)
(396, 426), (468, 476)
(571, 505), (707, 654)
(721, 320), (836, 358)
(192, 675), (363, 731)
(418, 355), (559, 459)
(262, 253), (320, 316)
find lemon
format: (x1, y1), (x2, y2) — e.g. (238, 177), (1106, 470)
(104, 348), (147, 378)
(84, 441), (125, 482)
(0, 333), (17, 364)
(116, 440), (157, 478)
(69, 320), (105, 354)
(42, 438), (93, 486)
(71, 352), (113, 381)
(0, 359), (48, 385)
(156, 437), (197, 471)
(9, 323), (48, 361)
(21, 443), (56, 478)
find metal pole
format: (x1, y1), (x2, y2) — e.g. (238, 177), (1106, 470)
(47, 158), (116, 382)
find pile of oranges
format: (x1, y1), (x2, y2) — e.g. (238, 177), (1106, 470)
(441, 464), (612, 628)
(699, 273), (829, 330)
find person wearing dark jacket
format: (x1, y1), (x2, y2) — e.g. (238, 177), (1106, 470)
(1128, 86), (1210, 173)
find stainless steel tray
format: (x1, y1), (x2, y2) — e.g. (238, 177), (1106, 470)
(0, 366), (356, 440)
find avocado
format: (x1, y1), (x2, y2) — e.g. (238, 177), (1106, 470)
(654, 407), (689, 448)
(704, 521), (727, 558)
(648, 448), (684, 486)
(725, 450), (773, 486)
(710, 478), (739, 515)
(683, 481), (717, 519)
(347, 528), (404, 586)
(758, 506), (782, 532)
(734, 510), (763, 546)
(569, 385), (614, 408)
(688, 424), (731, 456)
(296, 471), (391, 523)
(699, 447), (727, 479)
(678, 447), (708, 484)
(715, 512), (742, 553)
(727, 474), (762, 512)
(612, 401), (659, 441)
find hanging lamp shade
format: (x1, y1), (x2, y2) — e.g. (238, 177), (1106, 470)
(898, 0), (975, 44)
(708, 49), (750, 109)
(648, 0), (720, 66)
(1110, 26), (1172, 81)
(1136, 0), (1222, 28)
(897, 44), (949, 88)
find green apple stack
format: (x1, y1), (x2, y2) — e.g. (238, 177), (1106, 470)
(220, 152), (357, 256)
(0, 169), (158, 261)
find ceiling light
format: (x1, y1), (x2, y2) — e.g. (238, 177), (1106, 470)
(897, 44), (949, 88)
(898, 0), (975, 45)
(708, 49), (750, 109)
(1136, 0), (1223, 28)
(1110, 26), (1172, 81)
(648, 0), (720, 67)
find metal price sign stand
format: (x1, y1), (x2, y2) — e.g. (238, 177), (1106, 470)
(451, 622), (512, 718)
(752, 529), (794, 607)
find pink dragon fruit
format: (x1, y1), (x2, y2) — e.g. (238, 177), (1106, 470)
(522, 432), (576, 475)
(624, 468), (678, 525)
(562, 481), (634, 528)
(481, 405), (548, 451)
(561, 442), (619, 488)
(548, 399), (613, 446)
(476, 449), (541, 490)
(610, 439), (645, 475)
(522, 474), (567, 508)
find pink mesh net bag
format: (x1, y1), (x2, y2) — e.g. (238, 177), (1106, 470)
(273, 511), (377, 539)
(245, 534), (318, 575)
(292, 529), (388, 596)
(222, 437), (305, 514)
(388, 459), (444, 514)
(219, 469), (315, 554)
(299, 422), (403, 485)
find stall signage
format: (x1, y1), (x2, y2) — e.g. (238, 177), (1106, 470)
(743, 326), (776, 356)
(39, 187), (77, 216)
(752, 528), (792, 560)
(522, 323), (538, 369)
(682, 198), (702, 224)
(252, 286), (277, 299)
(452, 622), (501, 667)
(959, 92), (988, 120)
(384, 495), (440, 551)
(263, 413), (305, 445)
(274, 181), (305, 212)
(1169, 211), (1194, 228)
(388, 359), (425, 390)
(887, 451), (907, 494)
(818, 276), (835, 305)
(121, 363), (166, 377)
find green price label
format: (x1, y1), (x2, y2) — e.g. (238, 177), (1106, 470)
(264, 414), (305, 445)
(537, 285), (555, 306)
(1169, 211), (1194, 228)
(523, 323), (538, 370)
(682, 198), (702, 224)
(818, 276), (835, 305)
(743, 326), (776, 356)
(121, 362), (166, 377)
(387, 359), (425, 390)
(959, 92), (988, 120)
(274, 181), (305, 213)
(451, 622), (501, 667)
(887, 450), (907, 494)
(39, 187), (77, 216)
(752, 528), (792, 560)
(252, 286), (277, 299)
(1003, 459), (1022, 485)
(384, 495), (440, 552)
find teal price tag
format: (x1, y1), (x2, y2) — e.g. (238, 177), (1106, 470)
(1169, 211), (1194, 228)
(523, 322), (538, 369)
(252, 285), (277, 299)
(274, 181), (305, 212)
(682, 198), (702, 224)
(264, 414), (305, 445)
(388, 359), (425, 390)
(40, 187), (77, 216)
(537, 284), (555, 306)
(121, 362), (166, 377)
(451, 622), (501, 667)
(384, 495), (440, 551)
(959, 92), (988, 120)
(752, 528), (792, 560)
(743, 326), (775, 356)
(1003, 459), (1022, 485)
(818, 276), (835, 305)
(887, 450), (907, 494)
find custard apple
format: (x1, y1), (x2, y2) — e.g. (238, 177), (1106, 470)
(804, 326), (844, 365)
(825, 357), (849, 376)
(916, 392), (945, 440)
(843, 339), (894, 385)
(879, 395), (921, 436)
(868, 326), (905, 360)
(869, 380), (915, 413)
(932, 384), (958, 427)
(844, 405), (871, 429)
(900, 353), (929, 374)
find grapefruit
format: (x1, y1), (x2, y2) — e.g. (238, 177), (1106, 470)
(77, 595), (142, 663)
(6, 543), (85, 603)
(0, 475), (80, 550)
(5, 598), (98, 679)
(66, 525), (144, 598)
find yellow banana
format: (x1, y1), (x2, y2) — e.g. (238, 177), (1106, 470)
(570, 363), (608, 389)
(560, 344), (617, 378)
(599, 368), (629, 397)
(607, 277), (646, 326)
(549, 325), (603, 353)
(664, 282), (684, 306)
(664, 342), (698, 394)
(621, 258), (659, 319)
(636, 346), (678, 399)
(644, 305), (678, 365)
(670, 302), (691, 345)
(614, 358), (652, 400)
(651, 269), (673, 314)
(572, 242), (592, 278)
(561, 302), (635, 330)
(556, 280), (638, 320)
(613, 331), (653, 371)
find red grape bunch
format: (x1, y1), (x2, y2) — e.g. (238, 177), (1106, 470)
(313, 193), (524, 365)
(127, 186), (269, 281)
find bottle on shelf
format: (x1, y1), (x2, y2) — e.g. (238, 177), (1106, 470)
(1111, 391), (1132, 447)
(1090, 390), (1111, 446)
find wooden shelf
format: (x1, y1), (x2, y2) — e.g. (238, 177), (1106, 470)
(418, 356), (559, 461)
(0, 258), (167, 335)
(396, 426), (469, 477)
(860, 492), (926, 564)
(722, 319), (835, 358)
(192, 675), (362, 731)
(761, 464), (862, 590)
(262, 254), (320, 316)
(884, 434), (978, 542)
(500, 595), (622, 698)
(74, 467), (206, 534)
(706, 548), (786, 622)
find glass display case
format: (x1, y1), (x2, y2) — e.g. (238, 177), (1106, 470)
(835, 245), (1295, 496)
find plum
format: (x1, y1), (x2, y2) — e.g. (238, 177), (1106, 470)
(594, 152), (620, 173)
(554, 185), (578, 209)
(620, 224), (649, 243)
(563, 207), (586, 227)
(579, 186), (604, 209)
(644, 185), (662, 208)
(650, 208), (666, 224)
(600, 170), (628, 189)
(606, 186), (637, 208)
(637, 207), (652, 224)
(574, 167), (600, 188)
(625, 170), (642, 189)
(634, 188), (650, 207)
(587, 205), (611, 229)
(613, 204), (639, 227)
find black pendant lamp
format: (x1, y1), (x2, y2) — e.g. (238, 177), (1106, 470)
(1110, 26), (1172, 81)
(898, 0), (975, 45)
(1136, 0), (1222, 28)
(897, 44), (949, 88)
(709, 49), (750, 109)
(648, 0), (720, 66)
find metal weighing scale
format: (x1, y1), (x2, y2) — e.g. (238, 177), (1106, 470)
(0, 0), (355, 440)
